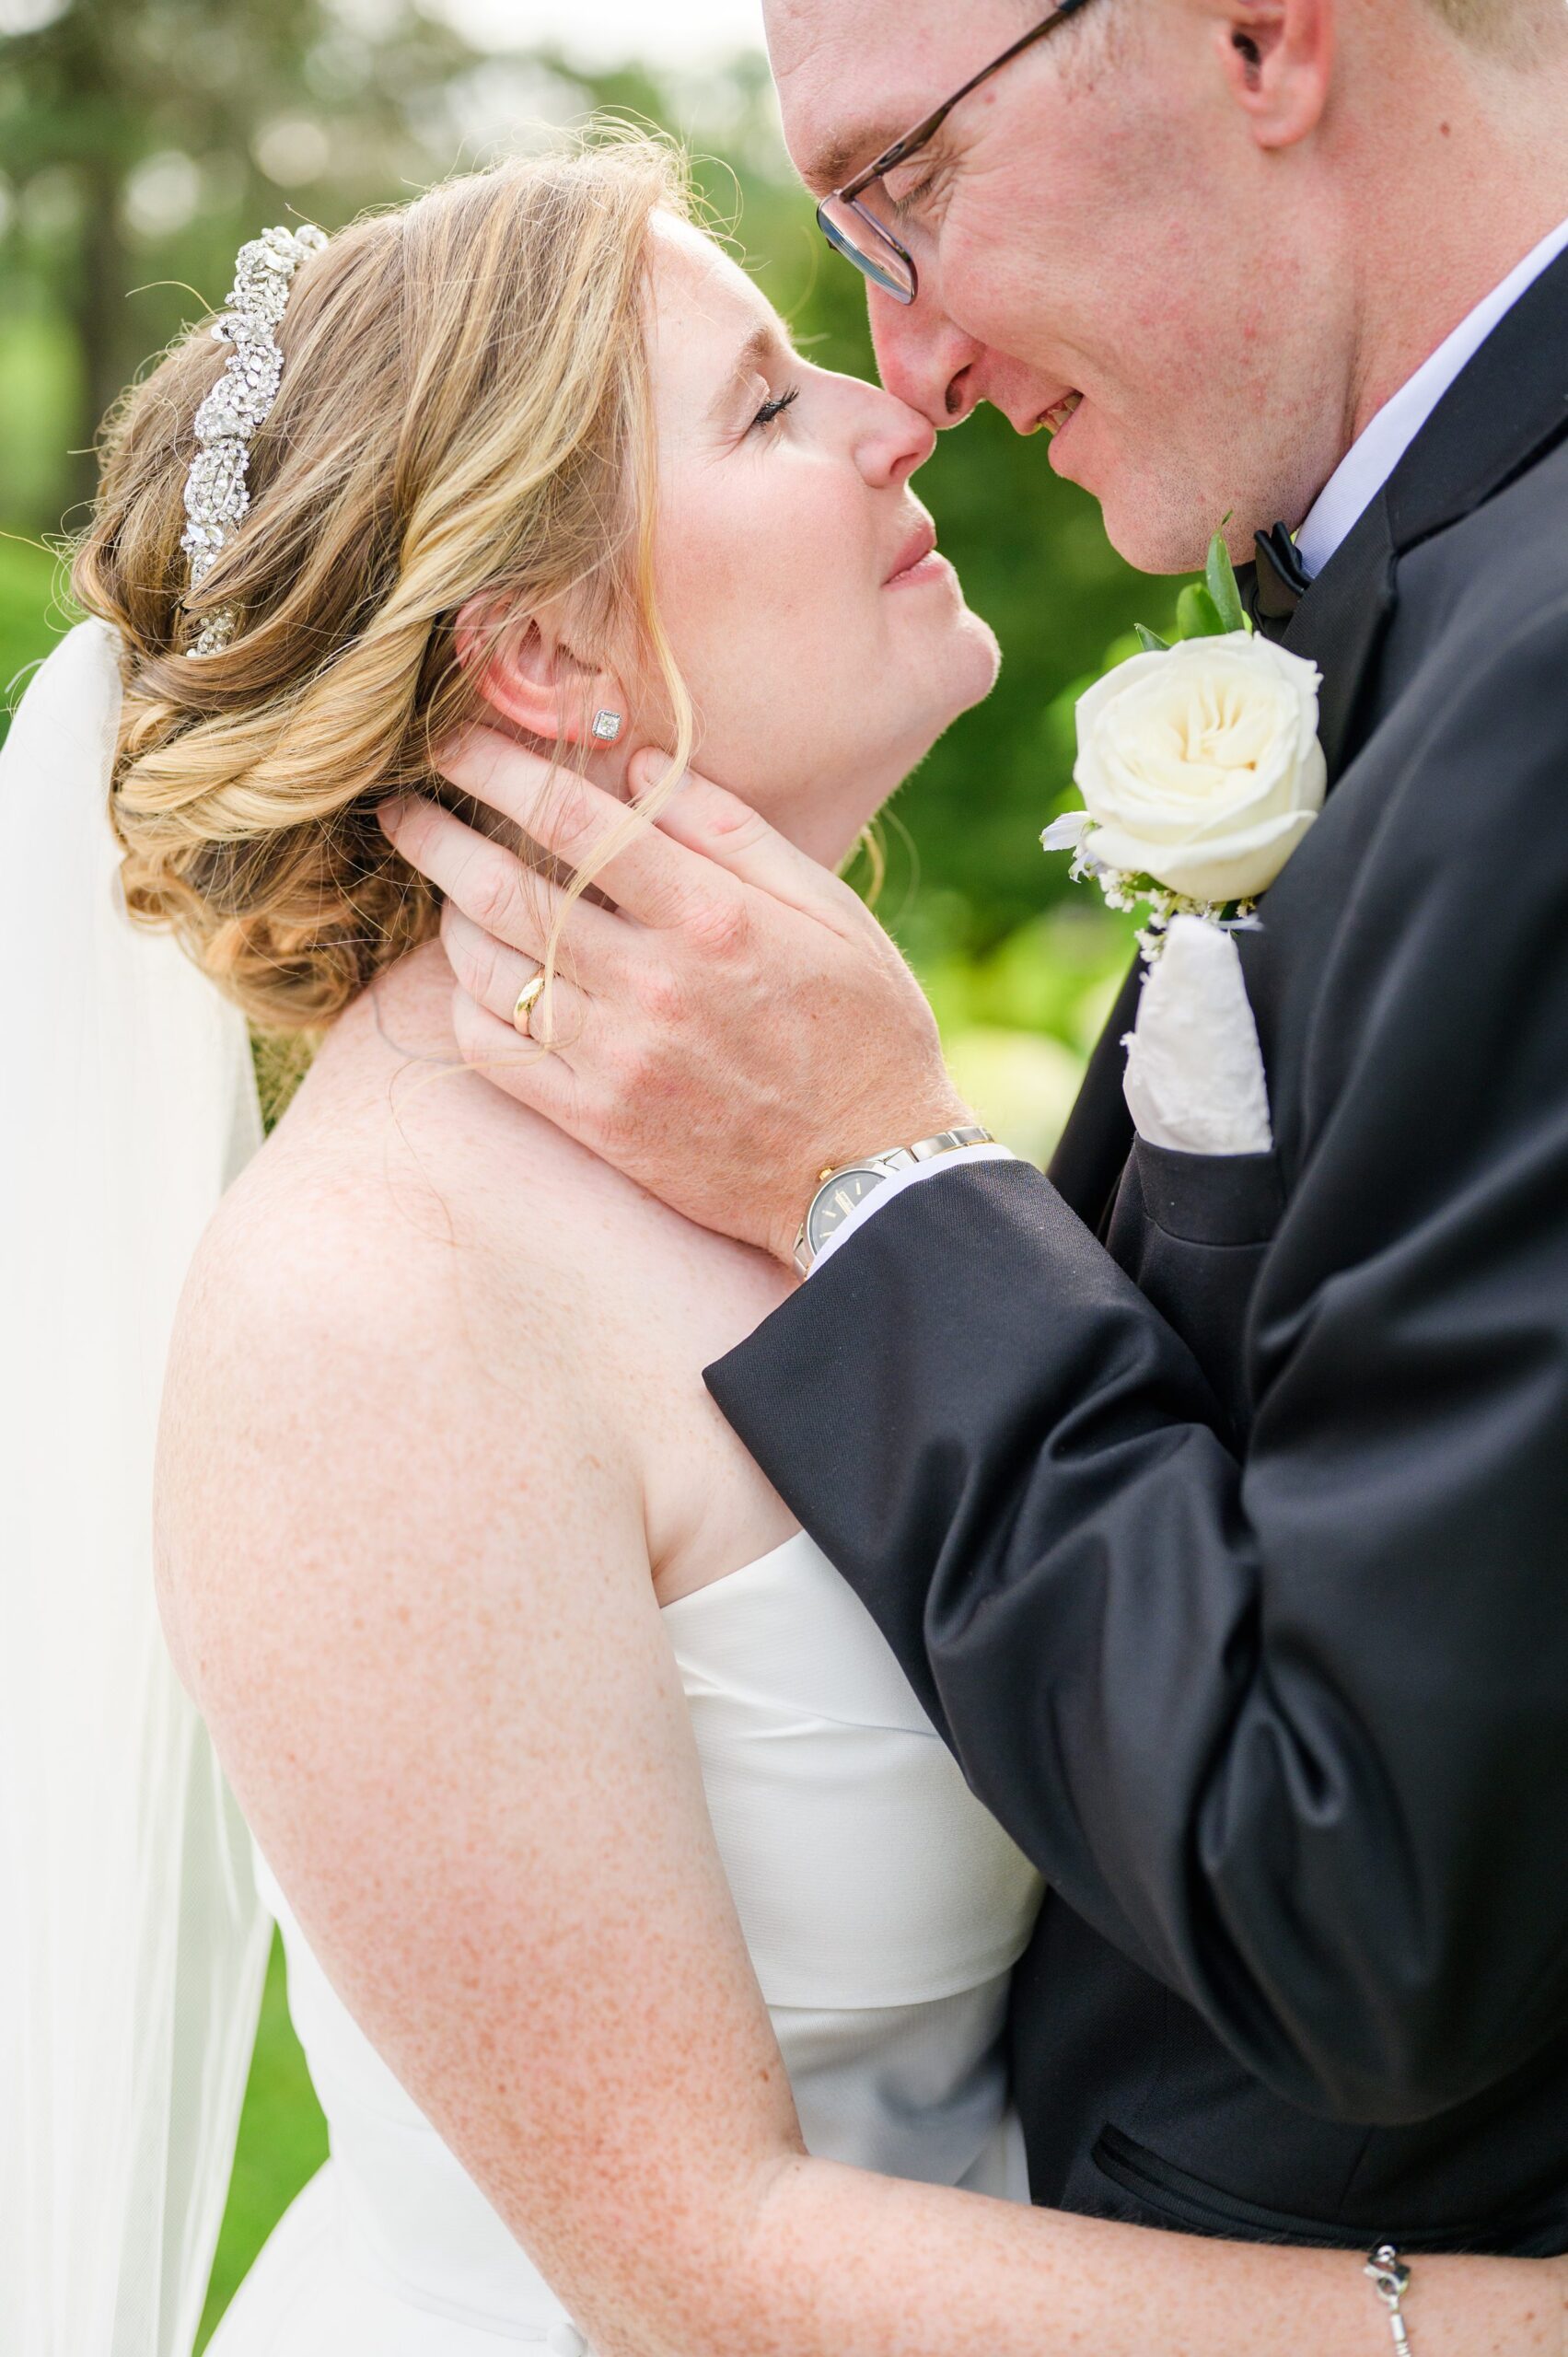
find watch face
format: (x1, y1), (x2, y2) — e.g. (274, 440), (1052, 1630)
(807, 1163), (888, 1254)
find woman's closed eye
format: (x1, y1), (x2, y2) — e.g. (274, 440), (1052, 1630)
(749, 384), (800, 435)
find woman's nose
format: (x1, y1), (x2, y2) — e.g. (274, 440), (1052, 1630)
(854, 387), (938, 488)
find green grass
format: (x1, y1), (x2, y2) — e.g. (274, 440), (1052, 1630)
(195, 1930), (329, 2351)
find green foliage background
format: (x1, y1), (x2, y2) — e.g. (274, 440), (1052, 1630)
(0, 5), (1173, 2337)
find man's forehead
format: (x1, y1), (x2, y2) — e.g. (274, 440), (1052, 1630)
(765, 0), (1014, 191)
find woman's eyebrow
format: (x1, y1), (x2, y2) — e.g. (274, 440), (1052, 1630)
(707, 323), (791, 424)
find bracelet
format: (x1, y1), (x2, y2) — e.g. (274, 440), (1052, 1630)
(1365, 2244), (1413, 2352)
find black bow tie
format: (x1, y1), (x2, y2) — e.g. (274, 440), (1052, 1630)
(1247, 522), (1314, 642)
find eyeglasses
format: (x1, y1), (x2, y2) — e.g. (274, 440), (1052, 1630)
(816, 0), (1101, 307)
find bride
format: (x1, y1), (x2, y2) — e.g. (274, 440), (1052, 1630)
(6, 133), (1561, 2357)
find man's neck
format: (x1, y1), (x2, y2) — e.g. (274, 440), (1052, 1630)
(1342, 66), (1568, 445)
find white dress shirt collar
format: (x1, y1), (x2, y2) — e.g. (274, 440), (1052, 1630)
(1295, 214), (1568, 580)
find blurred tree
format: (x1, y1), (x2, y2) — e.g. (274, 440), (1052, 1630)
(0, 0), (481, 516)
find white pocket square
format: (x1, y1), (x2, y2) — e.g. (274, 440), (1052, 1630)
(1121, 914), (1273, 1156)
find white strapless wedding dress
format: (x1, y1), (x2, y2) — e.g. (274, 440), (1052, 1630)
(208, 1532), (1044, 2355)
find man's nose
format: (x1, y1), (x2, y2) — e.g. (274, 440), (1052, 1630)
(869, 285), (1067, 441)
(867, 284), (984, 428)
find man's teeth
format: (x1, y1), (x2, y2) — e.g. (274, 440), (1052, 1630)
(1040, 391), (1083, 436)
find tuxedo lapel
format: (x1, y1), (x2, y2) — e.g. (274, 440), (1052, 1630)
(1048, 957), (1140, 1232)
(1283, 490), (1397, 785)
(1281, 244), (1568, 783)
(1387, 241), (1568, 550)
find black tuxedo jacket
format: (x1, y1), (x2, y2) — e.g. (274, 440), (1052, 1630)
(708, 248), (1568, 2255)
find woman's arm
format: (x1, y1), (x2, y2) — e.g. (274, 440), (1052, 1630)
(160, 1203), (1565, 2357)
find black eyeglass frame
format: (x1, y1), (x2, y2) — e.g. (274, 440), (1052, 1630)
(816, 0), (1101, 305)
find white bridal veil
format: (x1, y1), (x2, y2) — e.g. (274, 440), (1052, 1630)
(0, 617), (273, 2355)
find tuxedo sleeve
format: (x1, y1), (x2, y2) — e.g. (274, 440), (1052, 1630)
(706, 608), (1568, 2127)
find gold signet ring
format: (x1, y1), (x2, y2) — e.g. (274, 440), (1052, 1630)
(512, 970), (547, 1038)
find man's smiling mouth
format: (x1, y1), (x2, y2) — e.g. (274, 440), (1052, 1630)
(1038, 391), (1084, 436)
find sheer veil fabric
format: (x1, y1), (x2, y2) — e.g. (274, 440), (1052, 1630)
(0, 619), (273, 2356)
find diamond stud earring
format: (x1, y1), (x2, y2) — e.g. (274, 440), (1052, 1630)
(591, 710), (623, 743)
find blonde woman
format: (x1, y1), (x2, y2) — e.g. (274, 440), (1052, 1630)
(7, 139), (1561, 2357)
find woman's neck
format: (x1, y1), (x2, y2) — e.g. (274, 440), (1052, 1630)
(359, 937), (470, 1068)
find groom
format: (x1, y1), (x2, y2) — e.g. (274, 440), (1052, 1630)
(394, 0), (1568, 2253)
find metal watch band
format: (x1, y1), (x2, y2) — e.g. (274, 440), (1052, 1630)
(909, 1123), (994, 1161)
(794, 1124), (996, 1275)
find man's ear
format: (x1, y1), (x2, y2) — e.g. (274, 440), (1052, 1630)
(454, 595), (626, 748)
(1215, 0), (1334, 150)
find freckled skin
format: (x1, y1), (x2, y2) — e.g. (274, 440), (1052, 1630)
(156, 183), (1568, 2357)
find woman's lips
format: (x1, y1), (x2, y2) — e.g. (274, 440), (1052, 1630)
(886, 549), (952, 589)
(884, 522), (948, 587)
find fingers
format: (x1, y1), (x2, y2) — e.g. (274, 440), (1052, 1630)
(447, 984), (601, 1137)
(380, 795), (620, 971)
(437, 727), (714, 932)
(439, 904), (590, 1051)
(633, 748), (852, 925)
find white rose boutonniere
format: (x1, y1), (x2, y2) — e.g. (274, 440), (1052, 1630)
(1043, 533), (1327, 957)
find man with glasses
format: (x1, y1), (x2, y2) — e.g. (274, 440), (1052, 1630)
(814, 2), (1102, 307)
(409, 0), (1568, 2269)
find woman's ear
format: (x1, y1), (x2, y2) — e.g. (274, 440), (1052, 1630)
(454, 595), (627, 749)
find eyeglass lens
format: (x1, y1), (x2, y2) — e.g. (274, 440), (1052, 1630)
(816, 194), (917, 303)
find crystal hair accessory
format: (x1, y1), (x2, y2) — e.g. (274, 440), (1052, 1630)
(180, 220), (328, 658)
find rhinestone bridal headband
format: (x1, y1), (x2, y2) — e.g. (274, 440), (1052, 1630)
(180, 221), (329, 658)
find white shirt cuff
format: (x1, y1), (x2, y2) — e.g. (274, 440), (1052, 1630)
(806, 1143), (1016, 1276)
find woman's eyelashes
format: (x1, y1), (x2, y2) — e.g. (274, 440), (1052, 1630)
(749, 383), (801, 435)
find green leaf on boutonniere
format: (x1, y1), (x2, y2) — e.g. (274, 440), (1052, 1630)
(1175, 581), (1227, 639)
(1124, 524), (1252, 659)
(1205, 529), (1251, 634)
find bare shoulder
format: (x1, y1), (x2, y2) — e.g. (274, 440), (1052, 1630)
(158, 943), (796, 1728)
(156, 1006), (629, 1719)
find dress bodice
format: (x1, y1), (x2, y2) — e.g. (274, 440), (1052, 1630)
(230, 1534), (1043, 2353)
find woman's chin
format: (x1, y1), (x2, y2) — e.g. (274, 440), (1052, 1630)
(884, 617), (1003, 767)
(711, 616), (1003, 873)
(958, 610), (1004, 705)
(910, 610), (1003, 732)
(806, 655), (1005, 869)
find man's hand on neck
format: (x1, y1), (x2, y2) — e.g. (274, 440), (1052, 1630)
(381, 736), (974, 1268)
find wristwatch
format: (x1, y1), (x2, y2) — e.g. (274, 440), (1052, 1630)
(793, 1125), (995, 1277)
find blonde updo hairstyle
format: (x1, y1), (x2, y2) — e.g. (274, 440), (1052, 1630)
(73, 133), (695, 1034)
